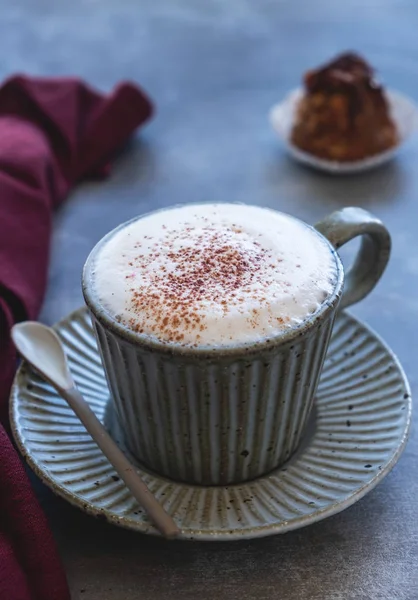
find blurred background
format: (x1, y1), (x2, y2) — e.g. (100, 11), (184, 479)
(4, 1), (417, 599)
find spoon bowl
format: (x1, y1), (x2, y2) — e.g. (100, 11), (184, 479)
(12, 322), (73, 391)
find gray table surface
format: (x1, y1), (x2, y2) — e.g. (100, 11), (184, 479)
(4, 0), (418, 598)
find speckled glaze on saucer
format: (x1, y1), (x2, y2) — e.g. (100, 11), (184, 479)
(10, 307), (411, 541)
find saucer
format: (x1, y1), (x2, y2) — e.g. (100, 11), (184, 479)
(10, 307), (411, 541)
(269, 87), (418, 174)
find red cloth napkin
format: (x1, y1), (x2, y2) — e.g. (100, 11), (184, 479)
(0, 75), (153, 600)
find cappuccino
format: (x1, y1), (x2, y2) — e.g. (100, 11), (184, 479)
(92, 204), (337, 347)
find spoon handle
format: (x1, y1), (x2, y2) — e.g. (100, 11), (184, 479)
(62, 386), (180, 539)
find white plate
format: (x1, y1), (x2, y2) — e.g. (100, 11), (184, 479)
(270, 88), (418, 174)
(10, 307), (411, 541)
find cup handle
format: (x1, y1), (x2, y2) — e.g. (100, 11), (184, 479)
(315, 207), (391, 310)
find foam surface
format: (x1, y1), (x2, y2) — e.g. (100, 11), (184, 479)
(93, 204), (337, 347)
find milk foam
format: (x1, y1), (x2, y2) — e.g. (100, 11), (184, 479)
(93, 204), (337, 347)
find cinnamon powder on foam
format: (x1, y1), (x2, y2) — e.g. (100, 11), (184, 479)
(93, 204), (336, 347)
(125, 224), (287, 344)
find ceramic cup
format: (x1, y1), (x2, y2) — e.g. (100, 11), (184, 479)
(82, 206), (390, 485)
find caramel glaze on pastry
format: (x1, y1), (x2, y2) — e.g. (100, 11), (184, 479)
(291, 52), (398, 161)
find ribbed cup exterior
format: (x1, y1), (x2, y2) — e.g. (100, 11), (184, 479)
(83, 209), (344, 486)
(90, 311), (337, 485)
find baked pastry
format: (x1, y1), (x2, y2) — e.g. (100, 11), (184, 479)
(291, 52), (398, 161)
